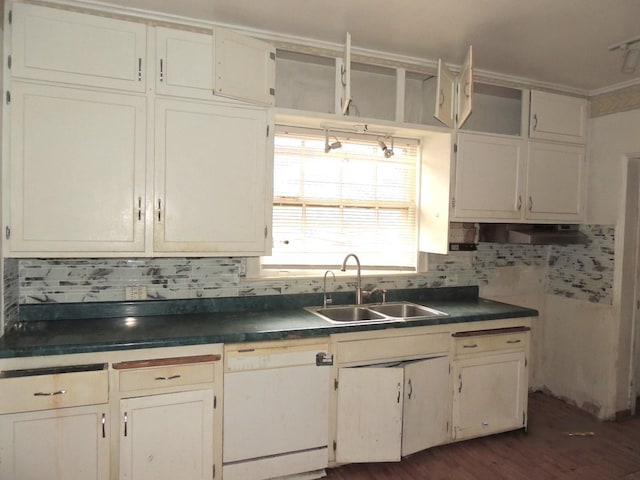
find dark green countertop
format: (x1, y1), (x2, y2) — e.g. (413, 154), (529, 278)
(0, 287), (538, 359)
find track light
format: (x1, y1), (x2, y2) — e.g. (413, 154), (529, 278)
(377, 136), (394, 158)
(609, 35), (640, 74)
(324, 129), (342, 153)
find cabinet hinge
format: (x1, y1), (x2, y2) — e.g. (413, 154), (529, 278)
(6, 91), (10, 105)
(333, 440), (337, 451)
(525, 357), (528, 368)
(451, 197), (456, 208)
(214, 395), (217, 409)
(523, 411), (526, 426)
(213, 464), (216, 479)
(269, 87), (275, 96)
(334, 378), (338, 390)
(7, 54), (11, 70)
(266, 125), (270, 137)
(8, 10), (12, 25)
(447, 420), (449, 432)
(270, 51), (276, 61)
(264, 225), (268, 239)
(448, 363), (451, 374)
(453, 143), (457, 153)
(5, 226), (10, 240)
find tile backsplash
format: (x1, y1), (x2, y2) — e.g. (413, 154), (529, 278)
(15, 225), (614, 310)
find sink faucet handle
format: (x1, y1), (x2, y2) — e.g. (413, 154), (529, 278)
(364, 287), (387, 304)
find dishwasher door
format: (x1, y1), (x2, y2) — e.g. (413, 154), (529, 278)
(223, 341), (330, 480)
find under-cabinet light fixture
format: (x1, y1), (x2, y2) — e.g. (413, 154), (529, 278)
(324, 129), (342, 153)
(609, 35), (640, 74)
(377, 136), (395, 158)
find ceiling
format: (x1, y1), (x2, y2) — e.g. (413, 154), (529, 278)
(99, 0), (640, 93)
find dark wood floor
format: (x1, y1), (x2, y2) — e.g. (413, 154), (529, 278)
(325, 392), (640, 480)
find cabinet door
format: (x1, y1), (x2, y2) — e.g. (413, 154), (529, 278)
(154, 98), (271, 255)
(525, 141), (584, 221)
(119, 390), (214, 480)
(529, 91), (587, 144)
(9, 82), (146, 254)
(336, 366), (403, 463)
(457, 46), (474, 128)
(401, 356), (451, 456)
(11, 3), (146, 92)
(434, 59), (456, 128)
(452, 351), (527, 441)
(340, 32), (352, 114)
(213, 27), (276, 106)
(0, 405), (109, 480)
(155, 27), (213, 99)
(452, 133), (524, 220)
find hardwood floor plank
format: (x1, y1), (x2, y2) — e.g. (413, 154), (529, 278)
(325, 392), (640, 479)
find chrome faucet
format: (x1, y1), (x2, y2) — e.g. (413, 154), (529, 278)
(341, 253), (363, 305)
(323, 270), (336, 308)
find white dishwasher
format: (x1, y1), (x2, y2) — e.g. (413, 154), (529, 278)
(223, 338), (331, 480)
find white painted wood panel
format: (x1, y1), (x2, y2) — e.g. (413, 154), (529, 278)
(526, 141), (584, 221)
(452, 132), (524, 220)
(153, 98), (271, 254)
(119, 390), (214, 480)
(453, 351), (526, 440)
(8, 82), (146, 254)
(336, 366), (403, 463)
(401, 356), (451, 456)
(12, 3), (146, 92)
(213, 27), (276, 106)
(0, 404), (109, 480)
(529, 91), (587, 144)
(155, 27), (213, 99)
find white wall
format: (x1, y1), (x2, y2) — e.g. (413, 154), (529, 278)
(587, 109), (640, 225)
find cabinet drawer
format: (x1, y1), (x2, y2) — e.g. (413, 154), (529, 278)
(0, 367), (108, 414)
(453, 327), (529, 356)
(337, 333), (449, 365)
(115, 355), (218, 392)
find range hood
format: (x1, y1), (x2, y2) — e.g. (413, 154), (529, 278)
(478, 224), (588, 245)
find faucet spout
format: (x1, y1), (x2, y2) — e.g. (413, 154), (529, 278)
(341, 253), (363, 305)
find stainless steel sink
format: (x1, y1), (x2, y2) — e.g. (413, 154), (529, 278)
(306, 302), (448, 325)
(368, 302), (448, 319)
(308, 306), (389, 323)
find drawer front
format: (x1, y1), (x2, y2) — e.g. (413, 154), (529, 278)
(337, 333), (449, 365)
(119, 362), (215, 392)
(0, 370), (108, 414)
(454, 331), (528, 356)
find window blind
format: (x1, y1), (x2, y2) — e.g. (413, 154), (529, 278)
(263, 127), (419, 269)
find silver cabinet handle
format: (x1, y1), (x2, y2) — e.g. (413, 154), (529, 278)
(154, 374), (181, 381)
(137, 196), (142, 221)
(159, 58), (164, 82)
(407, 379), (413, 400)
(138, 58), (142, 81)
(507, 339), (522, 344)
(123, 412), (128, 437)
(34, 389), (66, 396)
(528, 196), (533, 211)
(463, 344), (477, 349)
(463, 81), (470, 98)
(532, 113), (538, 131)
(517, 195), (522, 211)
(156, 199), (162, 222)
(439, 90), (445, 107)
(102, 413), (106, 438)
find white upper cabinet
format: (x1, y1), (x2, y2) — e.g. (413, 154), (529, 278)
(8, 82), (147, 254)
(155, 27), (213, 99)
(452, 132), (525, 221)
(154, 98), (272, 255)
(525, 141), (585, 221)
(340, 32), (352, 114)
(529, 90), (587, 144)
(434, 46), (474, 129)
(213, 27), (276, 106)
(11, 3), (146, 92)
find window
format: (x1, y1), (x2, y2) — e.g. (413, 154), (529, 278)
(263, 127), (420, 270)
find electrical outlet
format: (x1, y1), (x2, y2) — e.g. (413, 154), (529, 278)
(125, 285), (147, 301)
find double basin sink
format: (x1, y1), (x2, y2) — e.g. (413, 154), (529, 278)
(306, 301), (448, 325)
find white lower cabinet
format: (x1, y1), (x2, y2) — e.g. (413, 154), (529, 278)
(451, 328), (529, 441)
(336, 355), (450, 463)
(0, 404), (110, 480)
(119, 390), (214, 480)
